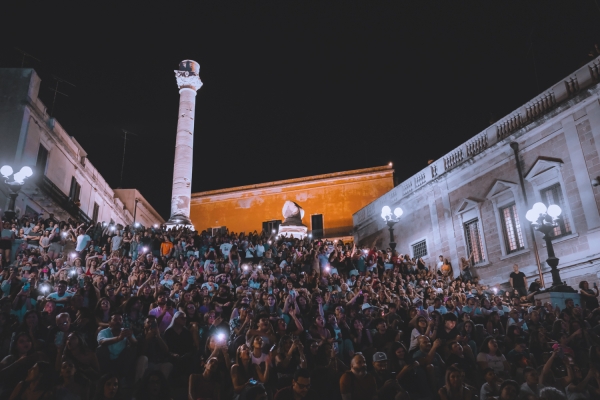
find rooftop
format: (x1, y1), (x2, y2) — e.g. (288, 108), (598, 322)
(192, 165), (394, 198)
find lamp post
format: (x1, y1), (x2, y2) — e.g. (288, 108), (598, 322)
(525, 202), (573, 292)
(1, 165), (33, 222)
(381, 205), (403, 251)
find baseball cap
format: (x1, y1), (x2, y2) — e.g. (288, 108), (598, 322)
(373, 352), (387, 362)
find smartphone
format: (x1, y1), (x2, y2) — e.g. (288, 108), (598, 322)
(249, 379), (257, 385)
(55, 331), (64, 346)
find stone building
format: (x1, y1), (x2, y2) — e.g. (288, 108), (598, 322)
(0, 68), (164, 227)
(353, 56), (600, 289)
(191, 166), (394, 238)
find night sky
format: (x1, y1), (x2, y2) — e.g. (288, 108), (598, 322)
(2, 2), (600, 219)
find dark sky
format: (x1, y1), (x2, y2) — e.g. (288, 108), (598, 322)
(2, 2), (600, 219)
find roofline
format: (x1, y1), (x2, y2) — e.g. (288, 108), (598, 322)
(114, 188), (166, 223)
(192, 165), (394, 198)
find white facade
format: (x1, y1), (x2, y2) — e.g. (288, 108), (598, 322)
(353, 56), (600, 289)
(0, 68), (163, 226)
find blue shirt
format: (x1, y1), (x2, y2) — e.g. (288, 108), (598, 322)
(97, 328), (135, 360)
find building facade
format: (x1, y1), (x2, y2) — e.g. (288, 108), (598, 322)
(191, 166), (394, 238)
(0, 68), (164, 226)
(353, 56), (600, 289)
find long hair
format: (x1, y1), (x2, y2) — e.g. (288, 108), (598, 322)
(64, 331), (89, 358)
(94, 373), (121, 400)
(134, 370), (170, 400)
(10, 331), (34, 357)
(17, 310), (41, 334)
(24, 361), (55, 394)
(94, 297), (111, 321)
(479, 337), (502, 356)
(235, 344), (253, 381)
(123, 296), (141, 315)
(444, 364), (465, 396)
(389, 341), (408, 362)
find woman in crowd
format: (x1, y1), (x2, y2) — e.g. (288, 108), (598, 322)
(9, 361), (55, 400)
(438, 364), (474, 400)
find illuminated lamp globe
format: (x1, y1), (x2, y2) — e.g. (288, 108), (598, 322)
(381, 206), (391, 220)
(12, 171), (25, 183)
(19, 166), (33, 178)
(532, 202), (547, 215)
(525, 209), (538, 223)
(547, 204), (562, 218)
(0, 165), (13, 177)
(394, 207), (403, 218)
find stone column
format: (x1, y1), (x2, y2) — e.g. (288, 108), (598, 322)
(167, 60), (202, 228)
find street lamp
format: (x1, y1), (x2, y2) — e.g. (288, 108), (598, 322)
(381, 205), (403, 251)
(525, 201), (573, 291)
(1, 165), (33, 221)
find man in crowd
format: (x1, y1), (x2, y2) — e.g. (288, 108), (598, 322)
(149, 292), (174, 334)
(509, 264), (527, 298)
(97, 313), (138, 378)
(275, 369), (315, 400)
(340, 354), (377, 400)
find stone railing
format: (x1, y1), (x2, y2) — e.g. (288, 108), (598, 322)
(497, 113), (524, 141)
(466, 133), (488, 157)
(353, 55), (600, 226)
(525, 91), (556, 121)
(444, 148), (464, 170)
(401, 180), (413, 196)
(415, 172), (426, 188)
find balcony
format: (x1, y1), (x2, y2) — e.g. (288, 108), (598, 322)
(38, 175), (92, 224)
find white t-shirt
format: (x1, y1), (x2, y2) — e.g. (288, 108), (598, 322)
(256, 245), (265, 257)
(409, 328), (422, 351)
(220, 243), (233, 257)
(476, 352), (507, 374)
(76, 234), (91, 251)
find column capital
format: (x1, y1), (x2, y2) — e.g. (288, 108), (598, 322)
(175, 70), (203, 91)
(174, 59), (202, 91)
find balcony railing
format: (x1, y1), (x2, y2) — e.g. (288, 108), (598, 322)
(38, 175), (92, 224)
(354, 55), (600, 226)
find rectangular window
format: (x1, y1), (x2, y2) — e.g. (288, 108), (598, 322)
(311, 214), (324, 239)
(500, 203), (525, 253)
(540, 183), (572, 237)
(92, 203), (99, 223)
(464, 218), (485, 264)
(263, 220), (282, 235)
(36, 145), (49, 175)
(69, 177), (81, 203)
(411, 239), (428, 259)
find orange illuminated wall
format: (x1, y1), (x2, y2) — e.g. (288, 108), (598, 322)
(190, 166), (394, 236)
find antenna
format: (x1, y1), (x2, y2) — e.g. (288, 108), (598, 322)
(49, 75), (76, 117)
(120, 129), (139, 188)
(14, 47), (41, 68)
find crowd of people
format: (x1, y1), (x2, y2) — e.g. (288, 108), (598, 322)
(0, 212), (598, 400)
